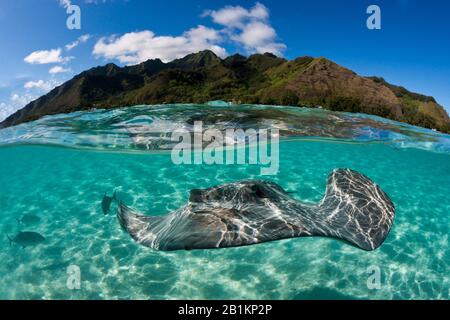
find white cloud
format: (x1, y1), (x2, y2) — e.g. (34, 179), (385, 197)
(24, 80), (49, 90)
(93, 25), (227, 64)
(204, 2), (285, 56)
(91, 2), (285, 65)
(0, 93), (37, 122)
(203, 6), (248, 28)
(24, 48), (72, 65)
(232, 21), (286, 56)
(249, 2), (270, 20)
(0, 102), (13, 122)
(58, 0), (72, 8)
(92, 2), (285, 64)
(65, 34), (91, 51)
(205, 2), (269, 28)
(0, 79), (62, 121)
(49, 66), (71, 74)
(10, 93), (34, 105)
(24, 79), (60, 91)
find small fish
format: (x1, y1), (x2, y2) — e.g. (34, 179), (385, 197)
(7, 232), (46, 249)
(17, 214), (41, 226)
(102, 191), (117, 215)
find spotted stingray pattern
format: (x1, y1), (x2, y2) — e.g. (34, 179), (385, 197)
(117, 169), (395, 251)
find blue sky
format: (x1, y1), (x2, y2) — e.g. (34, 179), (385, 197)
(0, 0), (449, 121)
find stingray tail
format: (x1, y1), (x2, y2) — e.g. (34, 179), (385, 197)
(7, 235), (12, 247)
(318, 169), (395, 251)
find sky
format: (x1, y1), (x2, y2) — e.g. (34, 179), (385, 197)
(0, 0), (449, 121)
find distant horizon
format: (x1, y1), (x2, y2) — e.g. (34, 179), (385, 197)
(1, 0), (449, 121)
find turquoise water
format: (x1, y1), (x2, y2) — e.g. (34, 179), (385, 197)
(0, 104), (448, 300)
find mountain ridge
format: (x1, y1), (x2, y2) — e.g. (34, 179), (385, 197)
(1, 50), (449, 133)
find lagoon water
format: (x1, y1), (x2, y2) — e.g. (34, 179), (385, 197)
(0, 104), (448, 299)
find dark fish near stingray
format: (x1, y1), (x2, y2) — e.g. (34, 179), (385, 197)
(7, 232), (46, 248)
(17, 214), (41, 226)
(102, 191), (117, 215)
(118, 169), (395, 251)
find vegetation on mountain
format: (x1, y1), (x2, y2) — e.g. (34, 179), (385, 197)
(1, 50), (449, 133)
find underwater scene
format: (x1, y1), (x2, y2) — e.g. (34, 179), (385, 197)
(0, 104), (448, 300)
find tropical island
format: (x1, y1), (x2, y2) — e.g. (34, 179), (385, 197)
(1, 50), (449, 133)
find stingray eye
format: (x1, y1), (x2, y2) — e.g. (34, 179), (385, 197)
(251, 184), (268, 198)
(189, 189), (203, 203)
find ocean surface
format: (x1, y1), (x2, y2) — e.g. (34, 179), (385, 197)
(0, 104), (448, 300)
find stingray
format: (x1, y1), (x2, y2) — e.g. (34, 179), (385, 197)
(102, 191), (117, 215)
(17, 214), (41, 226)
(117, 169), (395, 251)
(7, 232), (46, 249)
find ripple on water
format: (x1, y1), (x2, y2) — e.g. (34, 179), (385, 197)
(0, 136), (448, 299)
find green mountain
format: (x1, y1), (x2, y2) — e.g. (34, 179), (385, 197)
(1, 50), (449, 133)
